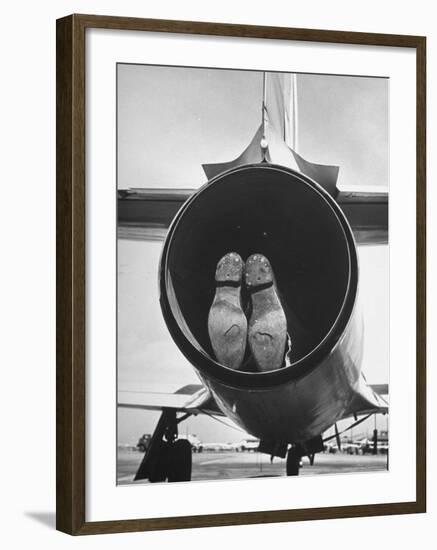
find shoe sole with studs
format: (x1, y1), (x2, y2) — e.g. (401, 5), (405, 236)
(245, 254), (287, 372)
(208, 252), (247, 370)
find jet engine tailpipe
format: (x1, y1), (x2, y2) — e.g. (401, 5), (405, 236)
(159, 163), (358, 390)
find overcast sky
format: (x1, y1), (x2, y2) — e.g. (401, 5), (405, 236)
(117, 64), (388, 191)
(117, 65), (389, 446)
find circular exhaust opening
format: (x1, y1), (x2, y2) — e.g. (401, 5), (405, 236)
(160, 164), (358, 387)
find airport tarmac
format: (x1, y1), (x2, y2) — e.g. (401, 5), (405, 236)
(117, 449), (388, 485)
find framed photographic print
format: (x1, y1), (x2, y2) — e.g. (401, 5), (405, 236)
(56, 14), (426, 535)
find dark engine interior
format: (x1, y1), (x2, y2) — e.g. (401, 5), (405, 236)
(162, 164), (353, 371)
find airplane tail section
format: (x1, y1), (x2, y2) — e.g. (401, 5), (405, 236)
(202, 72), (340, 197)
(202, 122), (340, 197)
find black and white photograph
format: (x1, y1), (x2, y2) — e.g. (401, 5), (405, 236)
(116, 64), (389, 485)
(1, 0), (431, 544)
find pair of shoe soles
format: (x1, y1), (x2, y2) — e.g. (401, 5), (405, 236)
(208, 252), (287, 372)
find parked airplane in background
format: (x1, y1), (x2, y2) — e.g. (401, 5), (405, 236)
(118, 72), (388, 482)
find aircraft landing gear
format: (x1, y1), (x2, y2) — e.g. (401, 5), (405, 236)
(286, 436), (324, 476)
(135, 410), (193, 483)
(168, 439), (192, 482)
(286, 446), (301, 476)
(148, 441), (170, 483)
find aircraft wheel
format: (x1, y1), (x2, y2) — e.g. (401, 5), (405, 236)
(148, 441), (169, 483)
(286, 447), (301, 476)
(168, 439), (192, 482)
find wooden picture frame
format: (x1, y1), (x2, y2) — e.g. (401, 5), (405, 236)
(56, 13), (426, 535)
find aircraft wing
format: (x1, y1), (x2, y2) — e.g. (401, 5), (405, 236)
(118, 383), (224, 416)
(340, 375), (389, 420)
(336, 187), (388, 246)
